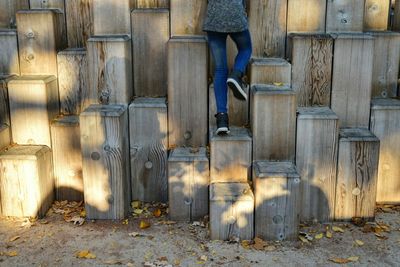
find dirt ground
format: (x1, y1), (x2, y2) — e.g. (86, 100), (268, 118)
(0, 202), (399, 267)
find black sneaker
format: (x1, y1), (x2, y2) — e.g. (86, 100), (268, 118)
(227, 70), (248, 101)
(215, 112), (230, 135)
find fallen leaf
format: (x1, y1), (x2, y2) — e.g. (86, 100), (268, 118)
(76, 250), (96, 259)
(332, 226), (345, 233)
(65, 216), (85, 226)
(253, 237), (267, 250)
(241, 240), (251, 249)
(298, 235), (309, 243)
(80, 210), (86, 217)
(128, 232), (140, 237)
(131, 201), (141, 209)
(273, 82), (284, 86)
(326, 230), (333, 238)
(139, 220), (151, 229)
(133, 209), (143, 215)
(122, 219), (129, 225)
(329, 258), (351, 264)
(199, 255), (207, 261)
(153, 209), (162, 218)
(5, 251), (18, 257)
(352, 217), (367, 227)
(354, 240), (364, 246)
(348, 256), (359, 262)
(315, 233), (324, 240)
(8, 236), (20, 242)
(265, 245), (276, 251)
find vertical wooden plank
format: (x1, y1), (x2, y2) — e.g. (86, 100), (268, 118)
(289, 34), (333, 107)
(0, 0), (29, 28)
(394, 0), (400, 30)
(132, 9), (169, 96)
(326, 0), (365, 32)
(80, 104), (131, 220)
(248, 0), (287, 57)
(65, 0), (93, 48)
(129, 98), (168, 203)
(370, 99), (400, 204)
(170, 0), (207, 36)
(296, 107), (339, 222)
(92, 0), (132, 35)
(0, 76), (13, 127)
(167, 37), (208, 147)
(0, 124), (11, 151)
(51, 116), (83, 201)
(134, 0), (169, 8)
(364, 0), (390, 31)
(287, 0), (327, 33)
(249, 58), (291, 86)
(0, 30), (20, 76)
(331, 34), (374, 128)
(87, 35), (133, 105)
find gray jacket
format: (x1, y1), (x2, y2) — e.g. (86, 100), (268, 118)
(202, 0), (248, 33)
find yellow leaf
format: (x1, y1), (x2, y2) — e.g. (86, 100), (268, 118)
(122, 219), (129, 225)
(131, 201), (141, 209)
(241, 240), (251, 249)
(329, 258), (351, 264)
(133, 209), (143, 215)
(8, 235), (20, 242)
(253, 237), (267, 250)
(348, 256), (359, 262)
(332, 226), (345, 233)
(273, 82), (284, 86)
(315, 233), (324, 240)
(76, 250), (96, 259)
(355, 240), (364, 246)
(80, 210), (86, 217)
(199, 255), (207, 261)
(298, 236), (309, 243)
(139, 220), (150, 229)
(6, 251), (18, 257)
(326, 230), (333, 238)
(153, 209), (162, 218)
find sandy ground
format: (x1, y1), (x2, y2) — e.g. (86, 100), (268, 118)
(0, 202), (399, 267)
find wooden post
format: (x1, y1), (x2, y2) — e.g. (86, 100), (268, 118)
(248, 0), (287, 57)
(51, 116), (83, 201)
(364, 0), (390, 31)
(289, 34), (333, 107)
(168, 147), (209, 221)
(210, 127), (251, 184)
(16, 9), (66, 76)
(210, 182), (254, 241)
(370, 32), (400, 98)
(0, 145), (54, 218)
(0, 30), (20, 76)
(326, 0), (365, 32)
(132, 9), (169, 97)
(335, 128), (380, 221)
(370, 98), (400, 204)
(249, 58), (291, 86)
(287, 0), (326, 33)
(129, 98), (168, 203)
(253, 161), (300, 241)
(251, 85), (296, 161)
(133, 0), (169, 8)
(0, 124), (11, 151)
(0, 76), (13, 127)
(170, 0), (207, 36)
(92, 0), (133, 35)
(296, 107), (339, 222)
(65, 0), (93, 48)
(0, 0), (29, 28)
(167, 37), (208, 148)
(80, 104), (131, 220)
(87, 35), (133, 105)
(8, 76), (59, 148)
(394, 0), (400, 31)
(331, 34), (374, 128)
(57, 48), (90, 115)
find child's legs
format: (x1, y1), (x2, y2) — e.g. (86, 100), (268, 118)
(207, 31), (229, 114)
(229, 29), (252, 75)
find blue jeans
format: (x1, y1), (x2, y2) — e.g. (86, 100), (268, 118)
(207, 30), (252, 113)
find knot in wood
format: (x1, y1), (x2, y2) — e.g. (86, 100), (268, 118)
(352, 187), (361, 196)
(184, 131), (192, 140)
(103, 145), (111, 152)
(25, 31), (35, 39)
(184, 197), (192, 205)
(91, 152), (100, 161)
(272, 215), (283, 224)
(107, 195), (114, 204)
(144, 161), (153, 169)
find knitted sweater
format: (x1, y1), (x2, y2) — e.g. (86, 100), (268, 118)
(202, 0), (248, 33)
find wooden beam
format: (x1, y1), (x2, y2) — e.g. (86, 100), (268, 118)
(394, 0), (400, 31)
(326, 0), (365, 32)
(287, 0), (326, 33)
(0, 30), (20, 76)
(170, 0), (207, 36)
(92, 0), (133, 35)
(65, 0), (93, 48)
(249, 58), (291, 86)
(0, 76), (13, 126)
(133, 0), (169, 8)
(364, 0), (390, 31)
(0, 124), (11, 151)
(0, 0), (29, 28)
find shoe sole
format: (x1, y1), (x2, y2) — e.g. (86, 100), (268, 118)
(216, 127), (230, 135)
(227, 78), (247, 101)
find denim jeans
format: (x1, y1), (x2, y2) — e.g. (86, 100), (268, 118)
(207, 29), (252, 113)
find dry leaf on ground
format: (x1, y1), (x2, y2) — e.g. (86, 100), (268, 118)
(140, 220), (151, 229)
(5, 251), (18, 257)
(76, 250), (96, 259)
(153, 209), (162, 218)
(332, 226), (345, 233)
(315, 233), (324, 240)
(8, 235), (20, 242)
(355, 240), (364, 246)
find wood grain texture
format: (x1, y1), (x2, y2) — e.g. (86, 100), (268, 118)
(364, 0), (390, 31)
(251, 85), (296, 162)
(370, 32), (400, 98)
(167, 37), (208, 147)
(287, 0), (326, 33)
(80, 104), (131, 220)
(65, 0), (93, 48)
(0, 0), (29, 28)
(370, 98), (400, 203)
(326, 0), (365, 32)
(132, 9), (169, 97)
(168, 147), (209, 221)
(0, 30), (20, 76)
(249, 58), (291, 86)
(0, 124), (11, 151)
(253, 161), (301, 241)
(296, 107), (339, 222)
(335, 128), (380, 221)
(170, 0), (207, 36)
(210, 182), (254, 241)
(394, 0), (400, 31)
(57, 48), (90, 115)
(289, 34), (333, 107)
(92, 0), (132, 35)
(0, 76), (13, 126)
(133, 0), (169, 8)
(8, 76), (59, 147)
(331, 34), (374, 128)
(248, 0), (287, 57)
(51, 116), (83, 201)
(0, 145), (54, 218)
(87, 35), (133, 105)
(129, 98), (168, 203)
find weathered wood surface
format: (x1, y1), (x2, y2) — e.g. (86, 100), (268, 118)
(87, 35), (133, 105)
(331, 34), (374, 128)
(210, 182), (254, 241)
(8, 76), (59, 147)
(287, 0), (326, 33)
(57, 48), (90, 115)
(65, 0), (93, 48)
(326, 0), (365, 32)
(296, 107), (339, 222)
(253, 161), (301, 241)
(0, 76), (13, 126)
(210, 127), (252, 183)
(168, 37), (208, 147)
(370, 98), (400, 204)
(51, 116), (83, 201)
(132, 9), (169, 96)
(370, 32), (400, 98)
(394, 0), (400, 31)
(92, 0), (132, 35)
(0, 30), (20, 76)
(335, 128), (380, 221)
(16, 10), (66, 76)
(0, 124), (11, 151)
(249, 58), (291, 86)
(251, 85), (296, 161)
(129, 98), (168, 203)
(80, 104), (131, 220)
(248, 0), (287, 57)
(168, 147), (209, 221)
(133, 0), (169, 8)
(0, 0), (29, 28)
(289, 34), (333, 107)
(170, 0), (207, 36)
(364, 0), (390, 31)
(0, 145), (54, 218)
